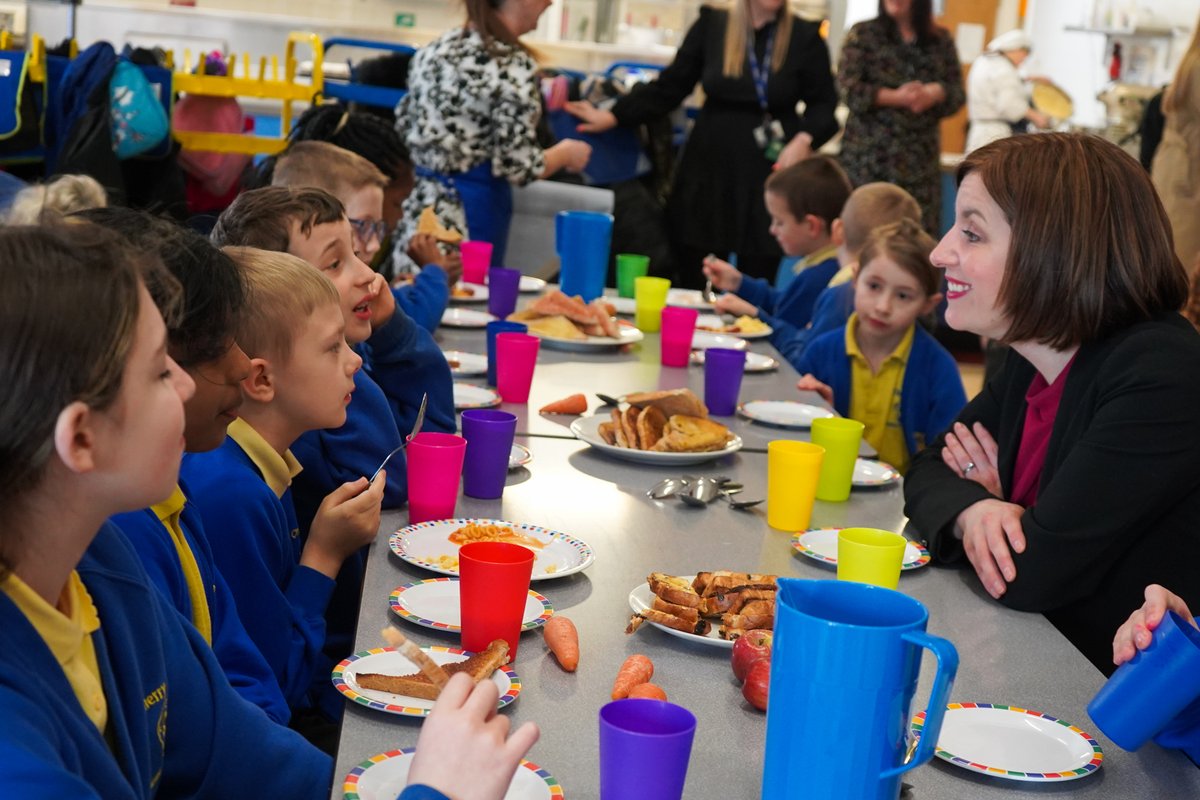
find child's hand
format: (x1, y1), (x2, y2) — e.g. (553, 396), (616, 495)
(796, 374), (834, 406)
(1113, 585), (1197, 666)
(714, 295), (757, 318)
(439, 249), (464, 286)
(301, 472), (385, 578)
(406, 672), (540, 800)
(368, 273), (397, 331)
(941, 421), (1002, 498)
(407, 233), (442, 270)
(702, 254), (742, 292)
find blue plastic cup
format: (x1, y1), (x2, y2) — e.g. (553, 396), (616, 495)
(487, 267), (521, 319)
(461, 409), (517, 499)
(1088, 610), (1200, 750)
(703, 348), (746, 416)
(600, 699), (696, 800)
(556, 210), (612, 302)
(485, 320), (527, 387)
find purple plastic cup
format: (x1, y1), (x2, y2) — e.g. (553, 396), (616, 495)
(704, 347), (746, 416)
(487, 267), (521, 319)
(406, 432), (467, 524)
(600, 699), (697, 800)
(660, 306), (699, 368)
(461, 409), (517, 499)
(486, 320), (527, 387)
(460, 240), (493, 285)
(496, 332), (540, 404)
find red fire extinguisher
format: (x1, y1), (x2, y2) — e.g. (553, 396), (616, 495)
(1109, 42), (1123, 81)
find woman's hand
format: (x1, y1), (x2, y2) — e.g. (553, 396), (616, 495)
(941, 421), (1002, 497)
(1113, 585), (1197, 666)
(955, 499), (1026, 599)
(714, 294), (757, 318)
(796, 374), (834, 406)
(908, 83), (946, 114)
(774, 132), (813, 170)
(1025, 109), (1052, 129)
(701, 254), (743, 292)
(407, 672), (540, 800)
(564, 100), (618, 134)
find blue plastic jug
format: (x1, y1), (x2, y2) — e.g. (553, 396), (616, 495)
(556, 210), (611, 302)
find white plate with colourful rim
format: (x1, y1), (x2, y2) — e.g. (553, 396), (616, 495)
(454, 382), (502, 410)
(694, 314), (773, 339)
(449, 281), (488, 304)
(519, 275), (547, 294)
(609, 296), (636, 315)
(389, 518), (594, 581)
(690, 349), (778, 372)
(343, 748), (564, 800)
(509, 443), (532, 470)
(689, 331), (749, 351)
(570, 414), (743, 466)
(331, 646), (520, 717)
(628, 577), (732, 649)
(737, 400), (834, 429)
(441, 307), (494, 328)
(854, 458), (901, 487)
(790, 528), (930, 571)
(534, 319), (645, 352)
(389, 578), (553, 633)
(910, 703), (1104, 782)
(666, 288), (714, 311)
(443, 350), (487, 377)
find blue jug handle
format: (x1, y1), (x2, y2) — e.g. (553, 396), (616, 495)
(880, 630), (959, 779)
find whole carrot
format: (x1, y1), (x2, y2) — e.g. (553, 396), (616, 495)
(627, 682), (667, 701)
(611, 654), (654, 699)
(543, 616), (579, 672)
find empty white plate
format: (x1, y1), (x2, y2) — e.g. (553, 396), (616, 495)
(738, 400), (834, 429)
(442, 350), (487, 377)
(853, 458), (901, 487)
(690, 331), (749, 351)
(453, 383), (501, 410)
(440, 307), (494, 328)
(691, 349), (778, 372)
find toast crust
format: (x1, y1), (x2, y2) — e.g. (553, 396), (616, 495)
(355, 639), (509, 701)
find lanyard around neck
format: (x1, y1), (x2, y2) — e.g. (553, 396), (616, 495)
(746, 23), (776, 114)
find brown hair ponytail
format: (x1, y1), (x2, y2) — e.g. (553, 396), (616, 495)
(464, 0), (526, 53)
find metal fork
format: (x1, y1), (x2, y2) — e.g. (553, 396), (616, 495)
(369, 392), (428, 482)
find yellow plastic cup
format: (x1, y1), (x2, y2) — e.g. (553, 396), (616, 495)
(811, 418), (865, 503)
(767, 441), (825, 531)
(634, 276), (671, 332)
(837, 528), (907, 589)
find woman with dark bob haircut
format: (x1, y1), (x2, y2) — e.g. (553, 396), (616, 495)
(904, 132), (1200, 674)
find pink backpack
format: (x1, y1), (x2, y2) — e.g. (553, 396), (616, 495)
(172, 93), (250, 196)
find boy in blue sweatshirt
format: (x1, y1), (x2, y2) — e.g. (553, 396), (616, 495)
(181, 248), (384, 748)
(797, 219), (966, 473)
(702, 156), (852, 347)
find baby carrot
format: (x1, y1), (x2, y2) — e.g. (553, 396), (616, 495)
(627, 682), (667, 701)
(544, 616), (579, 672)
(611, 654), (654, 699)
(539, 393), (588, 415)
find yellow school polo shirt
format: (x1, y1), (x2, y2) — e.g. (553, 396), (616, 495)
(1, 570), (108, 732)
(846, 314), (914, 473)
(791, 244), (839, 276)
(153, 485), (213, 644)
(226, 417), (303, 499)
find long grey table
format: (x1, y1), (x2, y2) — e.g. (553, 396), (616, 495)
(331, 435), (1200, 799)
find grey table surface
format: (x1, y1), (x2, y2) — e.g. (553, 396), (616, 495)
(331, 434), (1200, 799)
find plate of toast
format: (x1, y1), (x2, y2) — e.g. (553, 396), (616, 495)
(449, 282), (488, 304)
(570, 388), (742, 465)
(389, 578), (554, 634)
(791, 528), (931, 570)
(691, 349), (778, 372)
(454, 382), (502, 410)
(441, 307), (494, 328)
(626, 571), (778, 649)
(332, 642), (519, 717)
(738, 400), (835, 429)
(443, 350), (487, 377)
(343, 748), (564, 800)
(508, 290), (643, 351)
(390, 518), (594, 581)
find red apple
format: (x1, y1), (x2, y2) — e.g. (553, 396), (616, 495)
(743, 659), (770, 711)
(730, 629), (773, 682)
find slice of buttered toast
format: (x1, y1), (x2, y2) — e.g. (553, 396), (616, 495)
(356, 639), (509, 701)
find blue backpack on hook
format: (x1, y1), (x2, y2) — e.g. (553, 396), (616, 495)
(109, 59), (168, 159)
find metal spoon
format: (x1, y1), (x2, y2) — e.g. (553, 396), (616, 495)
(678, 492), (709, 508)
(723, 491), (764, 510)
(646, 477), (686, 500)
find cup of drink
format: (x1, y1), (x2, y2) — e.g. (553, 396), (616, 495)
(660, 306), (698, 368)
(487, 266), (521, 319)
(703, 347), (746, 415)
(406, 432), (467, 524)
(616, 253), (650, 298)
(811, 418), (866, 502)
(766, 441), (824, 530)
(556, 211), (612, 302)
(837, 528), (908, 590)
(495, 332), (540, 404)
(459, 541), (534, 658)
(634, 276), (671, 332)
(460, 409), (518, 500)
(485, 320), (527, 387)
(460, 240), (493, 285)
(600, 699), (697, 800)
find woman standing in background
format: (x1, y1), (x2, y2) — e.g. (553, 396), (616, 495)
(965, 29), (1051, 154)
(837, 0), (964, 235)
(1151, 15), (1200, 268)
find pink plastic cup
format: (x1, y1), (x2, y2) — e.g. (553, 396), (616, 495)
(660, 306), (699, 368)
(460, 240), (493, 285)
(495, 332), (540, 404)
(405, 432), (467, 524)
(459, 541), (535, 659)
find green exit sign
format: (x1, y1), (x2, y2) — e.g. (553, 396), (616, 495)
(394, 13), (415, 28)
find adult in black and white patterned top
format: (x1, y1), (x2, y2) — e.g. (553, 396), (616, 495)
(394, 0), (591, 269)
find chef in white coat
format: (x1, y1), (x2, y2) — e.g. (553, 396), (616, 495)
(965, 29), (1052, 153)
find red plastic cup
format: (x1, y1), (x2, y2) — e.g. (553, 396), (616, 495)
(460, 240), (493, 284)
(660, 306), (699, 367)
(495, 332), (540, 403)
(405, 432), (467, 524)
(459, 541), (535, 659)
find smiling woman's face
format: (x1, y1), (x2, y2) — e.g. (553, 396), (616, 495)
(883, 0), (913, 23)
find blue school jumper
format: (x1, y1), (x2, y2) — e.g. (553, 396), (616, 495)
(0, 522), (330, 798)
(735, 253), (840, 351)
(393, 263), (450, 334)
(777, 280), (854, 370)
(798, 322), (966, 457)
(110, 482), (290, 725)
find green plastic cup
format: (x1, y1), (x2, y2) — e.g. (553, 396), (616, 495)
(837, 528), (907, 589)
(616, 253), (650, 298)
(634, 276), (671, 332)
(811, 418), (866, 502)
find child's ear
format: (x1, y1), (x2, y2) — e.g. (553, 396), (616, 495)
(830, 218), (845, 247)
(53, 401), (98, 475)
(240, 357), (275, 403)
(922, 292), (944, 315)
(804, 214), (826, 235)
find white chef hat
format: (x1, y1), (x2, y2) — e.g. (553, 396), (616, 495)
(987, 29), (1032, 53)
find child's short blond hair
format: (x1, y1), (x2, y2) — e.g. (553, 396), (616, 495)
(6, 174), (107, 224)
(271, 140), (387, 200)
(841, 183), (922, 257)
(222, 246), (339, 363)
